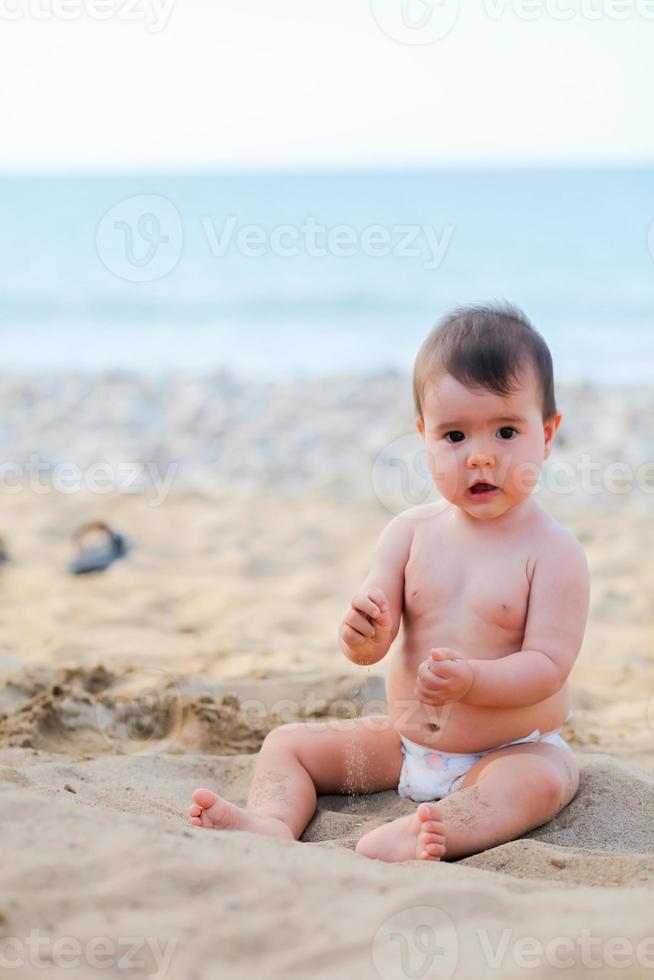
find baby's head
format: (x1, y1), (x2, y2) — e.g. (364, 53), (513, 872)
(413, 303), (562, 520)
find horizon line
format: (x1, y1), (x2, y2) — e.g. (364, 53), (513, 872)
(0, 159), (653, 179)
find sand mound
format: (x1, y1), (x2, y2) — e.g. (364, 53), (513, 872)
(1, 669), (652, 979)
(0, 665), (383, 758)
(2, 669), (652, 889)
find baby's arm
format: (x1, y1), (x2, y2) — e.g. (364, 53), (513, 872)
(339, 514), (413, 666)
(462, 532), (590, 707)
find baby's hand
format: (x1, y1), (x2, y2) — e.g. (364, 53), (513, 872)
(414, 648), (475, 706)
(339, 587), (393, 664)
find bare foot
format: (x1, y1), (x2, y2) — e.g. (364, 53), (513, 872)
(354, 802), (447, 863)
(188, 788), (294, 841)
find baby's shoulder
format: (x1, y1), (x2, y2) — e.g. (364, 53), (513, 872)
(533, 509), (584, 549)
(398, 500), (452, 525)
(528, 511), (589, 578)
(395, 501), (452, 543)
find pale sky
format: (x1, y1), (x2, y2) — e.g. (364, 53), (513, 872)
(0, 0), (652, 171)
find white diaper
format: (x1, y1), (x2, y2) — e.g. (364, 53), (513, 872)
(398, 718), (573, 803)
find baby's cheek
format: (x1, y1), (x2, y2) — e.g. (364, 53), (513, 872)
(430, 456), (460, 497)
(508, 459), (541, 496)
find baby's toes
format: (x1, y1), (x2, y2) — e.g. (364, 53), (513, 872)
(422, 830), (445, 847)
(188, 803), (202, 818)
(417, 801), (443, 825)
(422, 820), (443, 834)
(417, 818), (446, 860)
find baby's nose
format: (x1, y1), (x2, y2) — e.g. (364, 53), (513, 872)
(466, 449), (496, 468)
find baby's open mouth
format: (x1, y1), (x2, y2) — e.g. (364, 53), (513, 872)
(469, 482), (498, 495)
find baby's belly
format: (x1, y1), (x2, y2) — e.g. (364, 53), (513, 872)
(386, 655), (571, 754)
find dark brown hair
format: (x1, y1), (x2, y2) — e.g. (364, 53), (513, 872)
(413, 303), (557, 421)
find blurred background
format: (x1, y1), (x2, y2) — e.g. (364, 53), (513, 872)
(0, 1), (652, 768)
(0, 2), (653, 380)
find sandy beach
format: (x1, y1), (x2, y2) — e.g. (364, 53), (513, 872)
(0, 372), (653, 979)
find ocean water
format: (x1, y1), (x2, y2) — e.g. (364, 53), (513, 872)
(0, 168), (652, 383)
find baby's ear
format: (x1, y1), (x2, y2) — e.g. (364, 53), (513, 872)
(543, 412), (563, 458)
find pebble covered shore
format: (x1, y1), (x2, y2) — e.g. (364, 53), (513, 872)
(0, 371), (651, 509)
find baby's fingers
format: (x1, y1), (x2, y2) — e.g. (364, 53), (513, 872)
(366, 587), (389, 616)
(419, 659), (453, 683)
(344, 608), (376, 639)
(427, 658), (460, 679)
(341, 624), (367, 647)
(351, 593), (381, 621)
(416, 664), (447, 688)
(430, 647), (458, 662)
(414, 683), (449, 706)
(416, 677), (449, 698)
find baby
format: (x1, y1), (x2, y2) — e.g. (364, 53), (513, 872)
(188, 303), (590, 863)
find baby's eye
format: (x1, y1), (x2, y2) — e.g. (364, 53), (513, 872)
(444, 430), (465, 444)
(497, 426), (518, 440)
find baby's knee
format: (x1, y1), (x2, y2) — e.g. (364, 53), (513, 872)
(538, 769), (565, 810)
(262, 721), (311, 750)
(558, 754), (580, 807)
(527, 760), (575, 815)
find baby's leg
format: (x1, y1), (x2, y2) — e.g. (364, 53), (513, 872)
(355, 742), (579, 862)
(188, 715), (403, 841)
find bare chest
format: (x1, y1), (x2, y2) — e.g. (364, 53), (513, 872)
(403, 535), (532, 639)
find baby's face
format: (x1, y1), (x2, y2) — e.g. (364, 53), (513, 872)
(416, 366), (561, 520)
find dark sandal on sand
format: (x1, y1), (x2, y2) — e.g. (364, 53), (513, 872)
(69, 521), (128, 575)
(0, 536), (8, 566)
